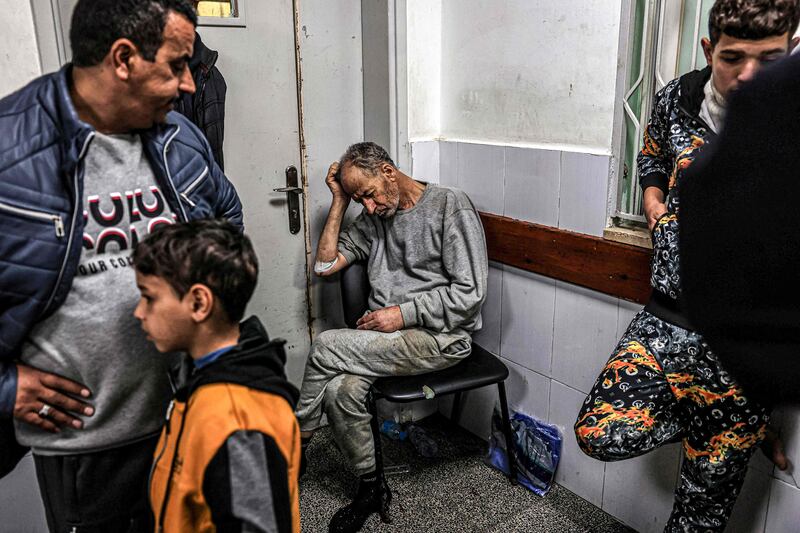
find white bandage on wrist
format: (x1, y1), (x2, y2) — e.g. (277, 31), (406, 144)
(314, 256), (339, 274)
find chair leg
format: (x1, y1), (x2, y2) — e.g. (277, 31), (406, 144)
(497, 381), (518, 484)
(366, 389), (385, 481)
(450, 391), (463, 424)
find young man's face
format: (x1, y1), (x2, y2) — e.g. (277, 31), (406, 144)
(702, 32), (792, 100)
(134, 271), (194, 353)
(125, 11), (196, 128)
(340, 163), (401, 218)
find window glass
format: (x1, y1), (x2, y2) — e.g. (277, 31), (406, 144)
(197, 1), (236, 18)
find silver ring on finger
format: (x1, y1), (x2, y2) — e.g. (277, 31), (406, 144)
(38, 404), (52, 418)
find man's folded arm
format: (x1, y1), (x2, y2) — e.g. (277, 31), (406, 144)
(319, 212), (372, 276)
(637, 87), (673, 198)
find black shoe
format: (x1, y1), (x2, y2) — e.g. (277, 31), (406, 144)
(328, 473), (392, 533)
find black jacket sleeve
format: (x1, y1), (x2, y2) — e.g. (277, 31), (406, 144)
(198, 65), (227, 171)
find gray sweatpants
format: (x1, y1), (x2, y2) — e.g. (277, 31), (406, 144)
(295, 327), (468, 475)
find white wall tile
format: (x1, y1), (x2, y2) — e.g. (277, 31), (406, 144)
(500, 266), (556, 375)
(504, 146), (560, 226)
(456, 142), (504, 214)
(0, 454), (47, 532)
(765, 478), (800, 532)
(601, 444), (681, 533)
(551, 282), (620, 394)
(773, 405), (800, 489)
(473, 263), (503, 355)
(411, 141), (440, 183)
(548, 379), (605, 507)
(558, 152), (610, 237)
(504, 359), (551, 422)
(748, 448), (776, 477)
(617, 298), (642, 339)
(439, 141), (459, 187)
(727, 466), (771, 533)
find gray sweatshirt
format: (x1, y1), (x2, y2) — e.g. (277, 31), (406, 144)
(18, 133), (175, 454)
(338, 184), (488, 351)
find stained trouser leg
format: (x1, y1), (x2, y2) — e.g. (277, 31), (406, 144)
(325, 374), (378, 475)
(295, 327), (465, 472)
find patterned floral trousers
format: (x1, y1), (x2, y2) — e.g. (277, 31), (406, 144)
(574, 310), (770, 532)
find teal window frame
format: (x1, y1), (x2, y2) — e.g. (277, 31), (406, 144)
(615, 0), (713, 224)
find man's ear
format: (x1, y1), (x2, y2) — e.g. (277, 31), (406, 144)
(110, 38), (138, 81)
(701, 37), (714, 67)
(187, 283), (214, 322)
(382, 163), (396, 181)
(790, 36), (800, 52)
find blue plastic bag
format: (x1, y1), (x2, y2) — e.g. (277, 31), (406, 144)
(485, 408), (562, 496)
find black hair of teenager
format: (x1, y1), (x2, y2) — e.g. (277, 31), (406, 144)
(708, 0), (800, 45)
(133, 219), (258, 323)
(70, 0), (197, 68)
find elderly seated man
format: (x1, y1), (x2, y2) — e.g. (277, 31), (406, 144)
(295, 142), (488, 532)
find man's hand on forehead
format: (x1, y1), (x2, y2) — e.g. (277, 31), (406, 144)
(325, 161), (348, 201)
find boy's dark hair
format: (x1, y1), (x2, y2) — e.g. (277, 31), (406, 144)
(133, 219), (258, 323)
(70, 0), (197, 67)
(709, 0), (800, 45)
(339, 142), (396, 177)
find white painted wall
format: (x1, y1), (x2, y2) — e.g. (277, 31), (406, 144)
(406, 0), (441, 140)
(408, 0), (623, 155)
(0, 0), (42, 97)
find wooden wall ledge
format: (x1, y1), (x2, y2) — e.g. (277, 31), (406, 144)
(479, 212), (653, 304)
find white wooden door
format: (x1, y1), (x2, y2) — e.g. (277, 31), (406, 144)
(44, 0), (312, 383)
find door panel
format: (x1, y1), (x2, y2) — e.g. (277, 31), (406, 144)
(197, 2), (310, 383)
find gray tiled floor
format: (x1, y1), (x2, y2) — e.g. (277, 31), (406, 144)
(299, 415), (634, 532)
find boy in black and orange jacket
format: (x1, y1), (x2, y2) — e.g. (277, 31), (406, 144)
(133, 219), (300, 533)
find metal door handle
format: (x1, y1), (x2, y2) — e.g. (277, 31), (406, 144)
(276, 166), (302, 234)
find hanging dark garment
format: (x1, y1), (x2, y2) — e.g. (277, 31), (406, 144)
(175, 32), (227, 171)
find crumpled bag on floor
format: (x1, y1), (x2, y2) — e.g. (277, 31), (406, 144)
(485, 408), (562, 496)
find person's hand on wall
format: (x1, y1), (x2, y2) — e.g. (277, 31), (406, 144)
(356, 306), (404, 333)
(643, 186), (668, 231)
(14, 364), (94, 433)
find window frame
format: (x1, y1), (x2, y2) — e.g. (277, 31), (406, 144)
(197, 0), (247, 28)
(609, 0), (711, 232)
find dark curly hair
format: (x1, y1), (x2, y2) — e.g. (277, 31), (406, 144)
(133, 219), (258, 323)
(709, 0), (800, 45)
(70, 0), (197, 67)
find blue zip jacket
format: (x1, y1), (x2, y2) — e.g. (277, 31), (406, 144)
(0, 66), (243, 415)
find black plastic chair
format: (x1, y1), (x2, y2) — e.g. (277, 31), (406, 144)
(340, 262), (518, 484)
